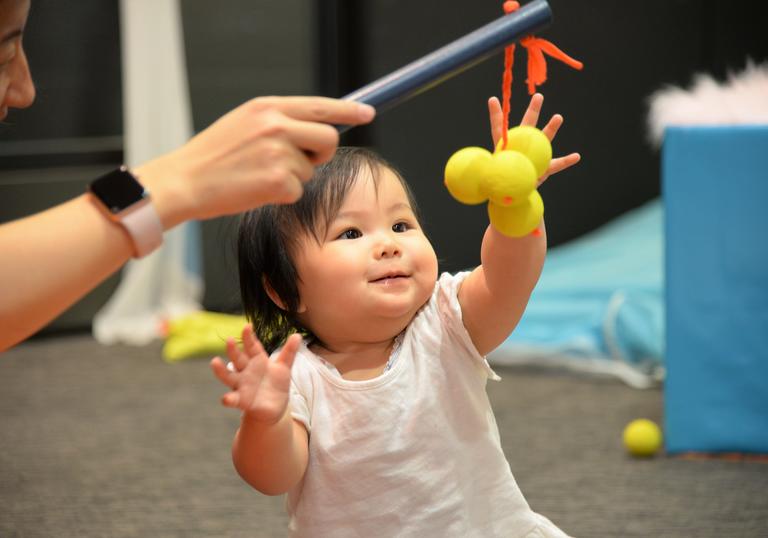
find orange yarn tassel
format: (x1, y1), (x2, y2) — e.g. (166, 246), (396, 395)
(521, 36), (584, 95)
(499, 1), (583, 147)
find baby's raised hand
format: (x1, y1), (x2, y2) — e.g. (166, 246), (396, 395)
(210, 326), (301, 425)
(488, 93), (580, 185)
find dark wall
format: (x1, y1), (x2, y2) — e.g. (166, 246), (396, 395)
(0, 1), (122, 143)
(0, 1), (122, 169)
(1, 0), (766, 332)
(0, 0), (314, 159)
(332, 0), (768, 272)
(181, 1), (315, 312)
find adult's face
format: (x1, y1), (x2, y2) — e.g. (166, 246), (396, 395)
(0, 0), (35, 121)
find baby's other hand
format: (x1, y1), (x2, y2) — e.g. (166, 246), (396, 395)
(210, 326), (301, 425)
(488, 93), (580, 185)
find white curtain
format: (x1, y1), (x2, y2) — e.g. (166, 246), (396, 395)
(93, 0), (203, 346)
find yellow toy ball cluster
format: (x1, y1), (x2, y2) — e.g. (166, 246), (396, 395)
(444, 126), (552, 237)
(495, 125), (552, 178)
(623, 419), (663, 457)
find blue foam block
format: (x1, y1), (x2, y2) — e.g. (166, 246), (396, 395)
(663, 126), (768, 454)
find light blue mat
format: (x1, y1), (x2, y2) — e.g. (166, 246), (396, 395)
(489, 199), (665, 388)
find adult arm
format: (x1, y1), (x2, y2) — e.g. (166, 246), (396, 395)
(0, 96), (375, 352)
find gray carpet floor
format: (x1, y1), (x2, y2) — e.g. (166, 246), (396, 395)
(1, 334), (767, 537)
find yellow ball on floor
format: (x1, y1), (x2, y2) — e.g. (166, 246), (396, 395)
(623, 419), (663, 457)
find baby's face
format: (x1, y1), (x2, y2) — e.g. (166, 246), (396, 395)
(293, 166), (438, 344)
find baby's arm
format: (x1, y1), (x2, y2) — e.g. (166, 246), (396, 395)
(210, 328), (308, 495)
(459, 94), (580, 356)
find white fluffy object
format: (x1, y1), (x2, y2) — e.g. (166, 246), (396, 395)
(647, 60), (768, 146)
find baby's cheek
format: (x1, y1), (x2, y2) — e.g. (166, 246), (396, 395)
(421, 254), (439, 297)
(427, 248), (439, 279)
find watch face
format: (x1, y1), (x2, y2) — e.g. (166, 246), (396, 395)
(89, 168), (146, 214)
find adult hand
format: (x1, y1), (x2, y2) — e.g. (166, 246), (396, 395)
(135, 96), (376, 229)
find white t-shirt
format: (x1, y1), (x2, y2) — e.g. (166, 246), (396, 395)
(284, 272), (570, 538)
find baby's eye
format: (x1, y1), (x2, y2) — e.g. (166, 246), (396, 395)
(392, 222), (410, 233)
(337, 228), (362, 240)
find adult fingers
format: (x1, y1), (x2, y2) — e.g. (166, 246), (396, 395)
(254, 96), (376, 126)
(281, 141), (317, 182)
(278, 116), (342, 166)
(244, 113), (329, 179)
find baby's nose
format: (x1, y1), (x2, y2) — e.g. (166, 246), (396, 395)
(375, 235), (401, 258)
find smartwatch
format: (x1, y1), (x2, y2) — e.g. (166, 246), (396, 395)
(88, 166), (164, 258)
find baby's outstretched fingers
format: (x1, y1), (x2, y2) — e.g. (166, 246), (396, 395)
(275, 333), (302, 370)
(221, 391), (241, 408)
(210, 356), (238, 390)
(210, 334), (299, 419)
(519, 93), (544, 128)
(242, 324), (268, 360)
(487, 96), (504, 147)
(541, 114), (564, 142)
(538, 152), (581, 186)
(225, 337), (249, 372)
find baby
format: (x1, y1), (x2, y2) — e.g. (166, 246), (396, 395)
(211, 94), (580, 537)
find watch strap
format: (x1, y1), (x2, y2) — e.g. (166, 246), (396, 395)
(121, 198), (164, 258)
(89, 166), (164, 259)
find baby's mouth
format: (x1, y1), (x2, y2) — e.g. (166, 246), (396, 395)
(371, 273), (409, 283)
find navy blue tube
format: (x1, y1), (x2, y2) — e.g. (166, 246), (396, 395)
(338, 0), (552, 132)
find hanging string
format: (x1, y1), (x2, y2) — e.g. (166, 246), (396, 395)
(500, 1), (519, 150)
(499, 0), (583, 150)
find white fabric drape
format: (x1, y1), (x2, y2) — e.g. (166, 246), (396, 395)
(93, 0), (202, 345)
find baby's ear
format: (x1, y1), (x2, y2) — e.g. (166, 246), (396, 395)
(263, 277), (287, 310)
(263, 277), (307, 313)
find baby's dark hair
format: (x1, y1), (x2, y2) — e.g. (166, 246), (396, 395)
(238, 146), (421, 353)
